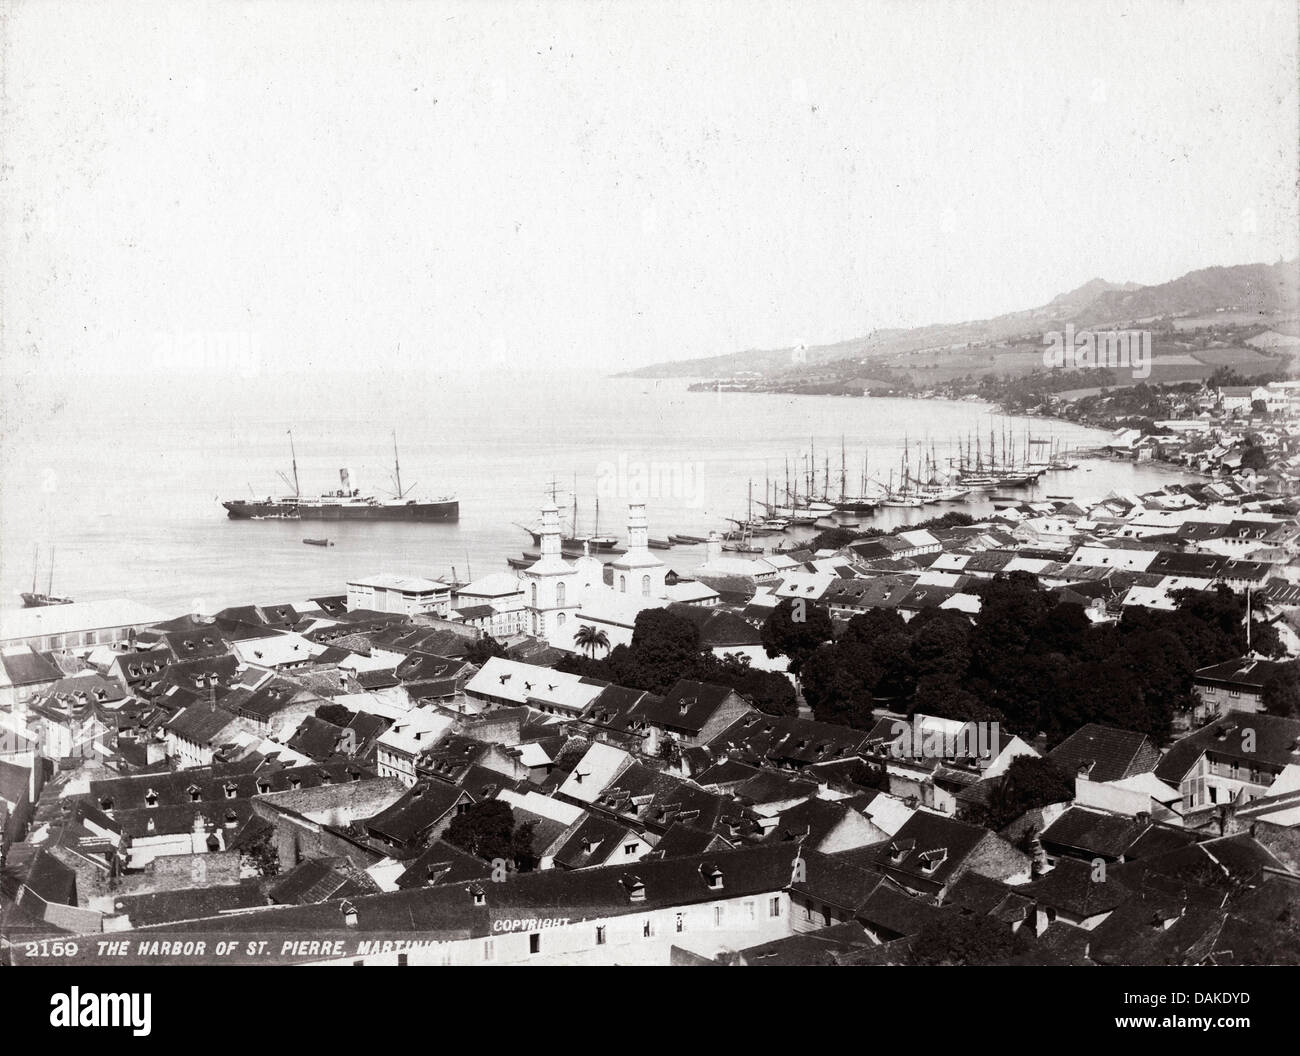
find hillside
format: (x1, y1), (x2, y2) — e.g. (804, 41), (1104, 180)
(622, 260), (1300, 380)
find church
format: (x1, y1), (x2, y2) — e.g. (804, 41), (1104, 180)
(518, 500), (669, 645)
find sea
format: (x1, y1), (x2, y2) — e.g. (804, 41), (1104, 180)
(0, 367), (1200, 623)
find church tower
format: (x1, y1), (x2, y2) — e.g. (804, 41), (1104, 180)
(522, 501), (580, 638)
(608, 502), (667, 598)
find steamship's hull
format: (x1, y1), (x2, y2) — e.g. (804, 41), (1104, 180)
(223, 498), (459, 521)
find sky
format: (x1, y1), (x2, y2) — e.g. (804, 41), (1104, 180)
(2, 0), (1298, 378)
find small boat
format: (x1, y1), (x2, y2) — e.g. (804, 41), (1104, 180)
(670, 534), (707, 545)
(21, 546), (73, 607)
(648, 537), (674, 550)
(506, 554), (531, 569)
(302, 538), (334, 547)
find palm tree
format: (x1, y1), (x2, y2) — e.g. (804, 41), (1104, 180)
(574, 624), (610, 659)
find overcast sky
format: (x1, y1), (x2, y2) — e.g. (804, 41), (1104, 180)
(3, 0), (1297, 377)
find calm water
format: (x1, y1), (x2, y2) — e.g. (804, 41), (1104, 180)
(0, 368), (1195, 620)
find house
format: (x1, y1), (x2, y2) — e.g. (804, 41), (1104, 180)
(1155, 711), (1300, 823)
(347, 575), (452, 618)
(1048, 724), (1162, 785)
(375, 710), (458, 787)
(856, 811), (1031, 897)
(163, 705), (249, 769)
(364, 781), (474, 852)
(629, 679), (758, 749)
(464, 657), (607, 716)
(0, 599), (165, 653)
(1192, 657), (1291, 721)
(43, 843), (813, 966)
(0, 646), (64, 713)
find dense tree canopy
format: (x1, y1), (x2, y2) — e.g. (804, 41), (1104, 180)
(556, 608), (798, 716)
(444, 800), (536, 871)
(797, 573), (1269, 744)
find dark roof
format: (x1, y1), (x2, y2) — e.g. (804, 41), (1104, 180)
(1047, 724), (1161, 783)
(286, 716), (348, 761)
(0, 648), (62, 686)
(550, 814), (634, 870)
(1155, 711), (1300, 783)
(393, 839), (495, 889)
(113, 844), (840, 951)
(711, 712), (869, 767)
(1040, 807), (1150, 860)
(269, 858), (380, 905)
(111, 880), (266, 926)
(856, 812), (1003, 893)
(163, 705), (239, 745)
(1020, 858), (1132, 918)
(365, 782), (470, 848)
(1193, 657), (1290, 690)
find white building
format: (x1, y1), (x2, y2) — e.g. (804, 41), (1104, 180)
(347, 575), (452, 617)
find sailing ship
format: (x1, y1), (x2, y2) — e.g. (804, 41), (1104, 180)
(223, 431), (458, 521)
(516, 478), (619, 551)
(21, 546), (73, 607)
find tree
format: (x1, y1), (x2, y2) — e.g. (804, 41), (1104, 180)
(966, 756), (1075, 831)
(761, 598), (833, 674)
(512, 821), (537, 873)
(553, 736), (591, 772)
(912, 913), (1017, 966)
(242, 826), (280, 879)
(809, 526), (870, 551)
(314, 703), (353, 727)
(445, 800), (522, 865)
(1240, 443), (1269, 471)
(466, 635), (508, 666)
(574, 624), (611, 659)
(1263, 662), (1300, 718)
(657, 734), (683, 768)
(800, 640), (880, 728)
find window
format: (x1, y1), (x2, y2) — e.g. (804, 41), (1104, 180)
(483, 940), (494, 961)
(642, 575), (650, 596)
(744, 901), (755, 921)
(531, 583), (537, 607)
(557, 612), (566, 628)
(556, 583), (566, 606)
(619, 575), (626, 593)
(643, 920), (654, 939)
(397, 953), (408, 967)
(714, 906), (724, 928)
(822, 904), (832, 927)
(624, 843), (637, 856)
(769, 897), (781, 917)
(596, 925), (607, 946)
(805, 902), (814, 922)
(529, 933), (541, 955)
(675, 913), (684, 933)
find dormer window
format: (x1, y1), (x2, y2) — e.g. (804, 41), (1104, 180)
(144, 790), (158, 808)
(100, 797), (113, 811)
(470, 887), (486, 906)
(341, 900), (358, 927)
(919, 848), (948, 874)
(257, 781), (271, 794)
(188, 785), (202, 802)
(223, 783), (238, 800)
